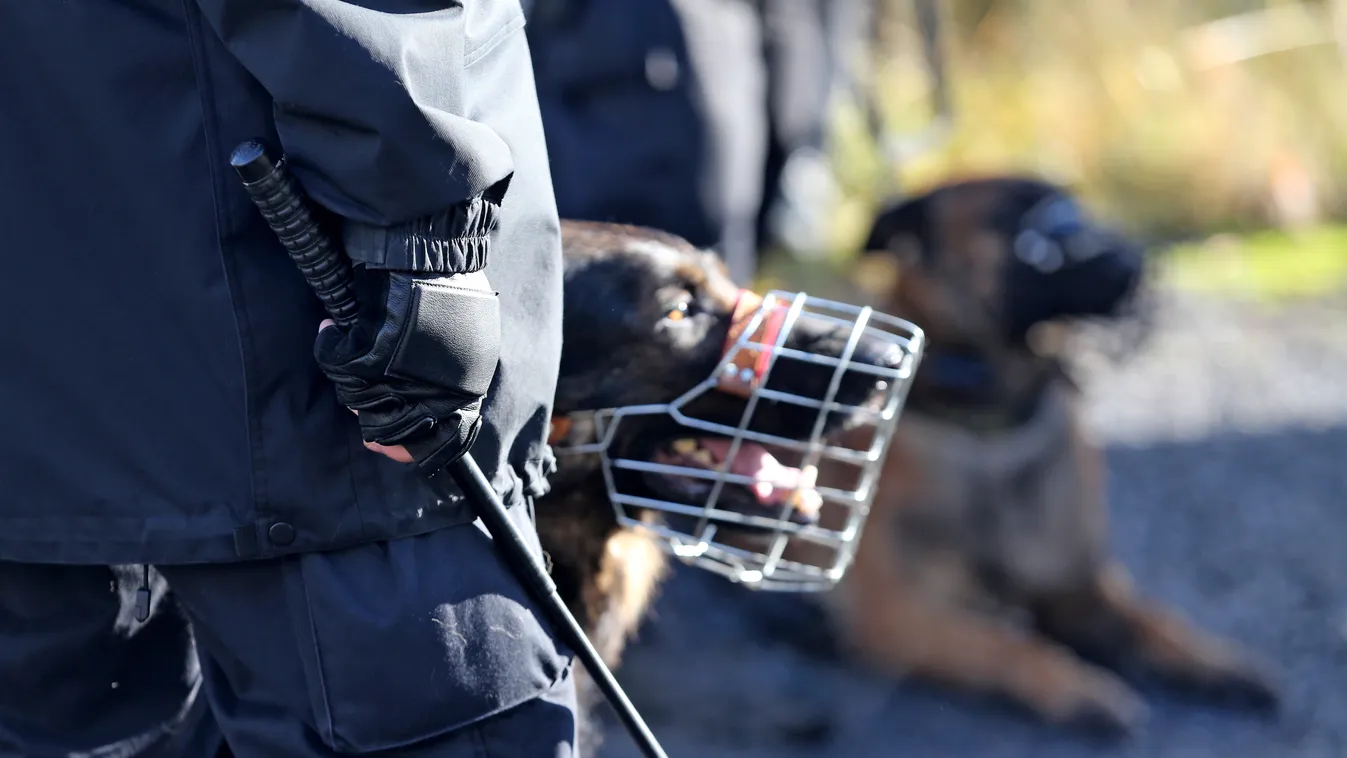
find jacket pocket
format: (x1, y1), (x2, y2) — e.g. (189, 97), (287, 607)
(285, 509), (572, 752)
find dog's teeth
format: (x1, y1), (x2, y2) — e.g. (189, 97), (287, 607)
(788, 466), (822, 517)
(791, 488), (824, 518)
(692, 449), (717, 467)
(672, 439), (698, 455)
(798, 465), (818, 489)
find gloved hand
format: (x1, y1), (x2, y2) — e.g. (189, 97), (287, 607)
(313, 266), (501, 473)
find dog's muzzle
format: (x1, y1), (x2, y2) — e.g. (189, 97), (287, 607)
(550, 289), (925, 592)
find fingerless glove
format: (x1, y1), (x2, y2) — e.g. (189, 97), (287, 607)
(313, 266), (501, 473)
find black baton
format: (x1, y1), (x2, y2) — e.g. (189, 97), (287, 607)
(229, 139), (669, 758)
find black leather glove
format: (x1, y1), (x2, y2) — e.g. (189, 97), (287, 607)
(313, 266), (501, 473)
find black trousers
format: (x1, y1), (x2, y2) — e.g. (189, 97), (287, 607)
(0, 506), (577, 757)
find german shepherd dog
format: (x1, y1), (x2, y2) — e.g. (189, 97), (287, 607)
(538, 220), (914, 754)
(813, 176), (1282, 734)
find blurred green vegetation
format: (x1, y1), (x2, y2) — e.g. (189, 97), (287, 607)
(1163, 226), (1347, 300)
(806, 0), (1347, 302)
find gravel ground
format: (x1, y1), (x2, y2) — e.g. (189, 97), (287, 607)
(593, 286), (1347, 758)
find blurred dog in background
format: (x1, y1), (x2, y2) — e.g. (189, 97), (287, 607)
(806, 176), (1283, 735)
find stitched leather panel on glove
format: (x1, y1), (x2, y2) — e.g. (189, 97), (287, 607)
(313, 266), (501, 474)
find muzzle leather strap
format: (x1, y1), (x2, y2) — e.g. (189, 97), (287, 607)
(547, 415), (572, 446)
(715, 289), (790, 398)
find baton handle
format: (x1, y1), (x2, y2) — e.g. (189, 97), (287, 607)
(229, 140), (361, 330)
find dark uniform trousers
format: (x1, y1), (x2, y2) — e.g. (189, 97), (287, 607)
(0, 500), (577, 758)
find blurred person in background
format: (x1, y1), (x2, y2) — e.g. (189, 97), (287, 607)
(524, 0), (873, 285)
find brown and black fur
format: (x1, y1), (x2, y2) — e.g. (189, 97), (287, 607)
(808, 176), (1283, 735)
(538, 220), (904, 754)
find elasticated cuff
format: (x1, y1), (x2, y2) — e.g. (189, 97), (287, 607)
(341, 180), (508, 274)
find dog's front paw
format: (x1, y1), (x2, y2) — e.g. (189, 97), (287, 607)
(1182, 647), (1284, 713)
(1055, 668), (1149, 739)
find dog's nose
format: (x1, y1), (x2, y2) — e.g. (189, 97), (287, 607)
(1108, 246), (1145, 294)
(852, 337), (907, 373)
(875, 343), (906, 369)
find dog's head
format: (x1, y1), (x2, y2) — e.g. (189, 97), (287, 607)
(552, 221), (923, 590)
(859, 177), (1146, 348)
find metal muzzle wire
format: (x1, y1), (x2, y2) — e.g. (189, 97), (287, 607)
(552, 290), (925, 592)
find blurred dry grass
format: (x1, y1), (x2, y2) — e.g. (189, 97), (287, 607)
(807, 0), (1347, 302)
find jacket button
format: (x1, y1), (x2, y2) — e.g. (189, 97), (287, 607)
(645, 48), (680, 91)
(267, 522), (296, 546)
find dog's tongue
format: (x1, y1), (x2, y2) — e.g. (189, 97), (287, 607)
(699, 439), (822, 517)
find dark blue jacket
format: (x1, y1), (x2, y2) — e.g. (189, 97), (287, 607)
(0, 0), (564, 565)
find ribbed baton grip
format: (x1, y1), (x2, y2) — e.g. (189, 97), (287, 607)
(228, 139), (360, 331)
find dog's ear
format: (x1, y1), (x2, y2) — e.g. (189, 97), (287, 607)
(861, 193), (929, 265)
(852, 193), (929, 298)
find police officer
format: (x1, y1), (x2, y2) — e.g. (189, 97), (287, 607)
(524, 0), (721, 259)
(0, 1), (575, 755)
(525, 0), (870, 286)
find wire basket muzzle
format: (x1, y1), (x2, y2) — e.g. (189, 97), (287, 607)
(554, 290), (925, 592)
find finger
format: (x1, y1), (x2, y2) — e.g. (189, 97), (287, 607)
(350, 409), (405, 458)
(363, 439), (415, 464)
(318, 318), (335, 334)
(348, 409), (412, 462)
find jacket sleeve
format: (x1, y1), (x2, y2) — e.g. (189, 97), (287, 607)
(191, 0), (521, 274)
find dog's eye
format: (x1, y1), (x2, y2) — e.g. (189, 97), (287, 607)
(662, 301), (691, 322)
